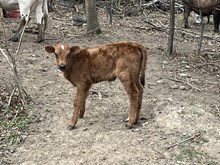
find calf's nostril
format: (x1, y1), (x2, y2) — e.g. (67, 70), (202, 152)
(58, 64), (66, 71)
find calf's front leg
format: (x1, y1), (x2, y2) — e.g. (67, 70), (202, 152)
(67, 84), (91, 130)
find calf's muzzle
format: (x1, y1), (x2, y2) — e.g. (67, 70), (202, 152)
(58, 64), (66, 71)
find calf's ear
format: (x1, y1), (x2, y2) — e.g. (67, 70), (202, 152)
(45, 46), (55, 53)
(70, 46), (80, 54)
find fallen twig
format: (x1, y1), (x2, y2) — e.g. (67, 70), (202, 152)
(143, 13), (220, 43)
(141, 0), (160, 7)
(51, 16), (72, 22)
(0, 48), (13, 68)
(0, 13), (27, 105)
(194, 60), (220, 68)
(53, 4), (66, 17)
(7, 87), (16, 107)
(167, 77), (201, 91)
(186, 78), (201, 91)
(176, 27), (220, 42)
(145, 17), (167, 31)
(166, 132), (201, 149)
(86, 26), (101, 34)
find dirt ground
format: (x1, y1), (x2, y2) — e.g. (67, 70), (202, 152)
(0, 5), (220, 165)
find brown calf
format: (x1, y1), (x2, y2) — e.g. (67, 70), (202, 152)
(45, 42), (147, 129)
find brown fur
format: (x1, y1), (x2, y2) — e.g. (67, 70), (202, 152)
(183, 0), (220, 32)
(45, 42), (148, 129)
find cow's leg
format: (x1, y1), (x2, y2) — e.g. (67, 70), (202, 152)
(67, 84), (91, 130)
(48, 0), (54, 12)
(2, 9), (8, 18)
(34, 16), (48, 42)
(42, 0), (49, 41)
(10, 17), (26, 42)
(184, 5), (191, 28)
(43, 14), (48, 39)
(34, 23), (43, 43)
(34, 3), (45, 42)
(119, 73), (140, 128)
(213, 10), (220, 32)
(39, 14), (48, 41)
(207, 15), (210, 24)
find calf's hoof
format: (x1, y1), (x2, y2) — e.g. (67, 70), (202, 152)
(67, 125), (75, 130)
(79, 113), (84, 118)
(126, 122), (134, 129)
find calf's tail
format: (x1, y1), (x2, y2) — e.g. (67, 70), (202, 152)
(139, 46), (148, 86)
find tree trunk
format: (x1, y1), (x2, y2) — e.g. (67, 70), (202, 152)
(167, 0), (175, 56)
(85, 0), (102, 34)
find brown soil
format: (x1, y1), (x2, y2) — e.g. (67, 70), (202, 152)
(0, 7), (220, 165)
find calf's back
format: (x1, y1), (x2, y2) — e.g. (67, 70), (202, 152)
(49, 42), (147, 87)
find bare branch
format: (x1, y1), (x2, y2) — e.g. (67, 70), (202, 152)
(0, 48), (13, 68)
(142, 0), (160, 7)
(167, 77), (201, 91)
(0, 13), (28, 105)
(7, 87), (16, 107)
(166, 131), (201, 149)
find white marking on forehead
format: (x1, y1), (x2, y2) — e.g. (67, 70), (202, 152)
(61, 44), (64, 50)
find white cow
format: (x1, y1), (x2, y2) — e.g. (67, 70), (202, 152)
(12, 0), (48, 42)
(0, 0), (48, 42)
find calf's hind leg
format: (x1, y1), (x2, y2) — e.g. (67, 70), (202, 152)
(119, 73), (140, 128)
(136, 79), (144, 122)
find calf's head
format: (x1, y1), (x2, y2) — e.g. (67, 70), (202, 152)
(45, 44), (80, 71)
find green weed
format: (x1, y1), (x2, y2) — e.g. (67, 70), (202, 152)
(210, 105), (220, 119)
(174, 145), (217, 164)
(0, 87), (37, 153)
